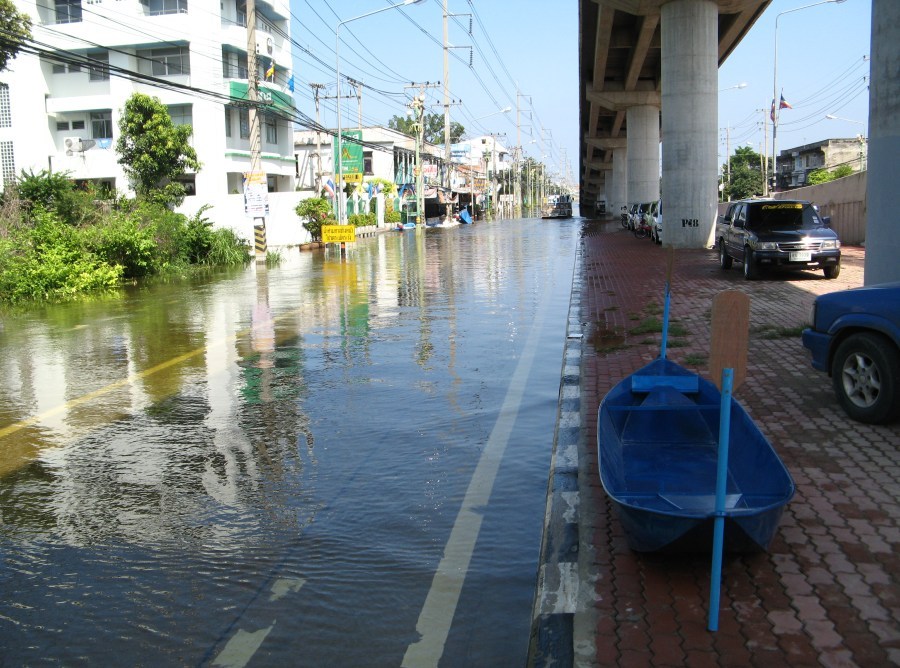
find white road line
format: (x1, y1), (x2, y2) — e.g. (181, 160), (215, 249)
(211, 624), (275, 668)
(402, 285), (552, 667)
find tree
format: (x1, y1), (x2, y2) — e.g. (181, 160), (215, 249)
(116, 93), (201, 207)
(807, 164), (854, 185)
(723, 146), (765, 200)
(0, 0), (31, 73)
(387, 113), (465, 145)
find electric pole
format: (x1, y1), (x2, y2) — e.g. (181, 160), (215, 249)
(310, 83), (325, 195)
(246, 0), (266, 262)
(443, 0), (451, 222)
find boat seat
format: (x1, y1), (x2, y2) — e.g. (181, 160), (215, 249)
(631, 375), (699, 394)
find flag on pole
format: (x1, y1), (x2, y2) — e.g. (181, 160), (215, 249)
(779, 94), (793, 110)
(265, 60), (275, 81)
(770, 98), (776, 123)
(324, 179), (336, 198)
(287, 74), (294, 92)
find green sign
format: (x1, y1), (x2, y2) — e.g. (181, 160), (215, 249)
(229, 82), (295, 116)
(335, 129), (364, 178)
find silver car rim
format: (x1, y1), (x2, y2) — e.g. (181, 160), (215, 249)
(841, 351), (881, 408)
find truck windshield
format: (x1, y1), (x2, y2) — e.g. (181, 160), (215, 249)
(747, 202), (822, 231)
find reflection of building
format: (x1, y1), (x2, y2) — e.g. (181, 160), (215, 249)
(0, 0), (296, 198)
(777, 137), (867, 189)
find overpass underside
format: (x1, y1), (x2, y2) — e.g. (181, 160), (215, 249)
(579, 0), (770, 247)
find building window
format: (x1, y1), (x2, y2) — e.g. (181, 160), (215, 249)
(0, 141), (15, 186)
(72, 120), (85, 130)
(91, 111), (112, 139)
(222, 52), (247, 79)
(147, 0), (187, 15)
(235, 1), (246, 26)
(239, 108), (249, 139)
(57, 121), (70, 131)
(145, 47), (190, 76)
(55, 0), (82, 23)
(88, 52), (109, 81)
(167, 104), (192, 126)
(364, 151), (373, 175)
(0, 83), (10, 129)
(264, 114), (276, 144)
(224, 107), (232, 138)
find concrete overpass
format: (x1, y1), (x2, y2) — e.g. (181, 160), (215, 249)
(579, 0), (771, 247)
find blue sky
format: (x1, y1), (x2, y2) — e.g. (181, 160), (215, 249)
(290, 0), (870, 182)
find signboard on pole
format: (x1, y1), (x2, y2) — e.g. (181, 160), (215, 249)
(322, 225), (357, 244)
(335, 129), (364, 180)
(243, 171), (269, 217)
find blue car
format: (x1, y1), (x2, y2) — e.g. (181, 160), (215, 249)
(802, 282), (900, 424)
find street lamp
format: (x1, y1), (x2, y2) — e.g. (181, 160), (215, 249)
(335, 0), (423, 224)
(825, 114), (865, 125)
(772, 0), (846, 193)
(474, 106), (511, 122)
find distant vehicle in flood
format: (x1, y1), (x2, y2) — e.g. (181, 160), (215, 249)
(541, 194), (573, 219)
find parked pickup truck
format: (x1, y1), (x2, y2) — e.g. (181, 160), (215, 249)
(715, 198), (841, 280)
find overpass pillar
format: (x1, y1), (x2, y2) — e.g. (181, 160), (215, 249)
(661, 0), (718, 249)
(610, 147), (628, 215)
(865, 0), (900, 284)
(626, 106), (660, 205)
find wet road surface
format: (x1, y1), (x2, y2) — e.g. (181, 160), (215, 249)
(0, 217), (579, 666)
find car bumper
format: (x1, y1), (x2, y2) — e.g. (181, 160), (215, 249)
(801, 327), (832, 372)
(753, 249), (841, 270)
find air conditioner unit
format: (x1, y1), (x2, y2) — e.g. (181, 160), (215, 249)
(256, 34), (274, 57)
(64, 137), (83, 153)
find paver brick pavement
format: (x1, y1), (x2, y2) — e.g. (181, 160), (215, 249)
(575, 220), (900, 667)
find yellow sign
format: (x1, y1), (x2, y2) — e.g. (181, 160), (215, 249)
(344, 173), (363, 183)
(322, 225), (357, 244)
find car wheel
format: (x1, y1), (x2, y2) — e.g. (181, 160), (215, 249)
(824, 263), (841, 279)
(743, 247), (758, 280)
(831, 332), (900, 424)
(719, 240), (733, 270)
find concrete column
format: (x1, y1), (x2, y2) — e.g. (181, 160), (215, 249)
(661, 0), (718, 249)
(864, 0), (900, 285)
(626, 106), (660, 204)
(610, 147), (628, 214)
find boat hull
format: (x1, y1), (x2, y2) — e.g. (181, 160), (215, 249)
(597, 358), (794, 553)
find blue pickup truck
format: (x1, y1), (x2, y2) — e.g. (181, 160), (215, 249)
(802, 282), (900, 424)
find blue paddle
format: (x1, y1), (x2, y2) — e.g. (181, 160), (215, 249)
(707, 291), (750, 632)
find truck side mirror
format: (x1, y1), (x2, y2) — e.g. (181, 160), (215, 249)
(822, 216), (832, 227)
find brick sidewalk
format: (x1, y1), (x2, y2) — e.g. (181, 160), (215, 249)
(575, 221), (899, 667)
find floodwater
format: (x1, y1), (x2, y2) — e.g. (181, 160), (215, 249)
(0, 217), (580, 666)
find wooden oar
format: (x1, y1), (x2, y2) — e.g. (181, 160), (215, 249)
(707, 290), (750, 632)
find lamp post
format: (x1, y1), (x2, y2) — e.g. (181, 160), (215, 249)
(772, 0), (846, 193)
(719, 82), (748, 92)
(407, 93), (426, 224)
(336, 0), (422, 224)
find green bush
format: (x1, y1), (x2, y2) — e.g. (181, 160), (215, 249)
(296, 197), (335, 242)
(85, 212), (158, 278)
(348, 212), (376, 227)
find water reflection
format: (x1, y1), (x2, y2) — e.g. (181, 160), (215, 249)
(0, 218), (579, 664)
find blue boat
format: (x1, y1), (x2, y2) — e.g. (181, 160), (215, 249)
(596, 357), (795, 553)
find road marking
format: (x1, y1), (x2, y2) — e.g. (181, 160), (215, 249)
(402, 284), (552, 667)
(211, 624), (275, 668)
(269, 577), (305, 602)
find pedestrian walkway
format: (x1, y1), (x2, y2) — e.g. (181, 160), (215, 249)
(530, 218), (899, 667)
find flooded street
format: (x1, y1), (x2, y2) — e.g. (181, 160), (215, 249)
(0, 217), (579, 666)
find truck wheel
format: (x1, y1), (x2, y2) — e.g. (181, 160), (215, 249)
(824, 263), (840, 279)
(831, 332), (900, 424)
(719, 240), (733, 269)
(743, 247), (759, 280)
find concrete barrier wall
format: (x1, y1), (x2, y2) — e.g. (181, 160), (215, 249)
(717, 171), (867, 245)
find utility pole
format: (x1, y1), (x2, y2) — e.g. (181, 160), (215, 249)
(406, 82), (440, 225)
(310, 83), (325, 195)
(442, 0), (451, 222)
(246, 0), (266, 262)
(348, 79), (363, 129)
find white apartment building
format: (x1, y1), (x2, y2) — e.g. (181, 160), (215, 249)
(2, 0), (297, 217)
